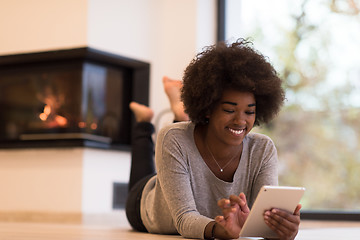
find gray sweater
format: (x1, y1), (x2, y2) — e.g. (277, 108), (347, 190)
(140, 122), (278, 239)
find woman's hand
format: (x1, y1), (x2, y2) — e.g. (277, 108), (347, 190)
(215, 193), (250, 239)
(264, 204), (302, 240)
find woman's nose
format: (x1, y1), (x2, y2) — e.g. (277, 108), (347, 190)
(234, 113), (246, 125)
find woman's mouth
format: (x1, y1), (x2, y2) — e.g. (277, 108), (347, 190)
(228, 127), (245, 136)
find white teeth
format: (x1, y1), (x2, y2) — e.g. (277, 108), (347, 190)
(229, 128), (244, 135)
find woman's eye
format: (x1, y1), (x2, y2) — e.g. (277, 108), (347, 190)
(246, 111), (255, 115)
(224, 109), (234, 113)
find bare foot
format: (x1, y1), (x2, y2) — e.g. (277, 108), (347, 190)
(129, 102), (154, 122)
(163, 76), (189, 121)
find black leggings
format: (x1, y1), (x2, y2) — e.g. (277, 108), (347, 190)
(125, 122), (156, 232)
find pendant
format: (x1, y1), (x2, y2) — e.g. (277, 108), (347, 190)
(220, 169), (223, 172)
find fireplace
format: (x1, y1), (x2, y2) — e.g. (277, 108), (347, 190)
(0, 48), (149, 149)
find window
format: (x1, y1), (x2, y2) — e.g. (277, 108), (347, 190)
(222, 0), (360, 216)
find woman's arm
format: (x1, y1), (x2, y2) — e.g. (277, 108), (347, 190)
(248, 135), (301, 239)
(249, 136), (279, 205)
(155, 127), (212, 238)
(255, 138), (301, 239)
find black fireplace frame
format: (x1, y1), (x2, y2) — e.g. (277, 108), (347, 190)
(0, 47), (150, 150)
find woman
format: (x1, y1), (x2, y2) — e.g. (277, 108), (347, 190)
(126, 39), (301, 240)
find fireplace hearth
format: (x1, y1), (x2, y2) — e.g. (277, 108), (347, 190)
(0, 47), (149, 149)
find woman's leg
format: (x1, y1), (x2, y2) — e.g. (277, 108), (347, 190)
(162, 76), (189, 122)
(128, 122), (155, 190)
(126, 102), (155, 232)
(126, 77), (189, 232)
(126, 173), (155, 232)
(127, 77), (189, 190)
(128, 102), (155, 191)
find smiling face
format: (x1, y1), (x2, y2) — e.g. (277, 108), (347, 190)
(206, 89), (256, 147)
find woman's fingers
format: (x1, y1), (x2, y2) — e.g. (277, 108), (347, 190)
(293, 204), (302, 215)
(217, 198), (237, 219)
(229, 193), (250, 213)
(264, 208), (300, 240)
(217, 199), (231, 209)
(215, 215), (225, 225)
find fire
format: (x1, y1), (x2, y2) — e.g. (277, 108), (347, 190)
(78, 122), (86, 128)
(39, 105), (51, 121)
(90, 123), (98, 130)
(55, 115), (68, 127)
(39, 112), (48, 121)
(43, 105), (51, 115)
(39, 104), (68, 127)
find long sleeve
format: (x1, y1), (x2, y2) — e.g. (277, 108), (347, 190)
(246, 133), (279, 207)
(156, 126), (213, 238)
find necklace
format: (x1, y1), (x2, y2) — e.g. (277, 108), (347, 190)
(205, 141), (236, 172)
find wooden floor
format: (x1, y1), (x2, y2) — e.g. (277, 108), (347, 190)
(0, 210), (184, 240)
(1, 210), (360, 240)
(0, 222), (184, 240)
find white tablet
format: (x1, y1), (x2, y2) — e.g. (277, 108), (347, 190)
(239, 185), (305, 239)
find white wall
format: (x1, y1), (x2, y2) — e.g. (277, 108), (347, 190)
(82, 148), (131, 214)
(0, 0), (87, 55)
(0, 148), (83, 213)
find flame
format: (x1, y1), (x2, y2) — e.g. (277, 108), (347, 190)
(39, 112), (48, 121)
(39, 104), (68, 127)
(55, 115), (68, 127)
(43, 105), (51, 115)
(78, 122), (86, 128)
(90, 123), (98, 130)
(39, 104), (51, 121)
